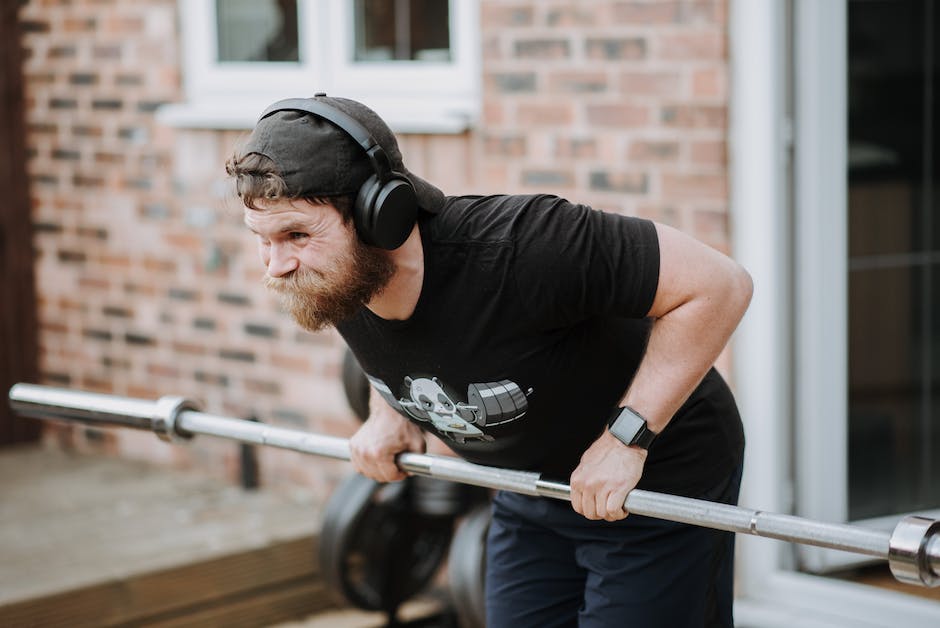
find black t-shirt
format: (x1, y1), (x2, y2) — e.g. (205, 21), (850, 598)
(338, 194), (744, 497)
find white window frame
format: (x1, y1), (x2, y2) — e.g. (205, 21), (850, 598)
(159, 0), (480, 133)
(731, 1), (940, 626)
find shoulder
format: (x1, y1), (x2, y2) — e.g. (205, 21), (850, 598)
(427, 194), (575, 244)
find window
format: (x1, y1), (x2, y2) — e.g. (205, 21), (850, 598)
(160, 0), (480, 132)
(793, 0), (940, 575)
(215, 0), (300, 63)
(354, 0), (451, 62)
(846, 0), (940, 521)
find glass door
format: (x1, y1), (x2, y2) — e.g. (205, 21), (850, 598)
(846, 0), (940, 523)
(795, 0), (940, 572)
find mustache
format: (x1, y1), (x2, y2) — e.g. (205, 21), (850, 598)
(262, 268), (323, 293)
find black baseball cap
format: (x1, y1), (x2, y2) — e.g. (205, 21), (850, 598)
(240, 94), (445, 212)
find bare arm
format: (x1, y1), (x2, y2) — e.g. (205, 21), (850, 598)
(623, 222), (753, 431)
(570, 222), (752, 521)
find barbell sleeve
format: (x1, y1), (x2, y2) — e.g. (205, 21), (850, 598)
(8, 383), (940, 587)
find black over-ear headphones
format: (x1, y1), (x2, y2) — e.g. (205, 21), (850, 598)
(258, 95), (418, 250)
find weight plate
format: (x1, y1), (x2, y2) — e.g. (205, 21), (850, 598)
(341, 347), (371, 422)
(319, 473), (454, 612)
(447, 503), (491, 628)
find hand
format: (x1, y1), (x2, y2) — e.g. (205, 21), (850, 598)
(569, 430), (648, 521)
(349, 407), (426, 483)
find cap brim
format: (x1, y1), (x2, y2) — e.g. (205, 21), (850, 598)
(405, 169), (446, 213)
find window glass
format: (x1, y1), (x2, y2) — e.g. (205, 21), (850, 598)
(354, 0), (451, 62)
(216, 0), (300, 63)
(847, 0), (940, 519)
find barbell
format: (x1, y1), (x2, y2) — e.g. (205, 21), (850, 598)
(8, 383), (940, 588)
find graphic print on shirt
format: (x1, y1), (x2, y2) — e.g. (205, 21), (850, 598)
(367, 374), (533, 443)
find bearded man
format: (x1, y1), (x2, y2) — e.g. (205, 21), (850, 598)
(226, 94), (752, 628)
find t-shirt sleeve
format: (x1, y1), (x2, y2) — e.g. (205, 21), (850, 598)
(511, 195), (660, 328)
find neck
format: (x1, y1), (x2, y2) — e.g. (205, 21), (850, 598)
(365, 225), (424, 321)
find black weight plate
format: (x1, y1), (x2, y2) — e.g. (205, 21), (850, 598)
(447, 503), (491, 628)
(319, 473), (454, 612)
(341, 347), (371, 422)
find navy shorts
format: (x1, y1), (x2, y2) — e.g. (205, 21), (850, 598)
(484, 463), (743, 628)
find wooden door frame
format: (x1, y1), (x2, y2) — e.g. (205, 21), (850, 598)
(0, 1), (40, 446)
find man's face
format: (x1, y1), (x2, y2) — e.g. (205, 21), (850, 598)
(244, 198), (394, 331)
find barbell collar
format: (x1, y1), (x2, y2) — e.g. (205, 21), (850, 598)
(152, 395), (200, 442)
(888, 515), (940, 587)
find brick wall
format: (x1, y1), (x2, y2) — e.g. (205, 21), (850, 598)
(19, 0), (356, 495)
(19, 0), (732, 497)
(479, 0), (730, 252)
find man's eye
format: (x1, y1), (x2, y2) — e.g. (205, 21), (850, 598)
(288, 232), (308, 241)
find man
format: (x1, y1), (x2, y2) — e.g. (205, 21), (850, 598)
(226, 94), (752, 627)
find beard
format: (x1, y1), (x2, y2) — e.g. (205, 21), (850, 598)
(263, 236), (395, 332)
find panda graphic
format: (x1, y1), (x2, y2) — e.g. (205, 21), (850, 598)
(367, 375), (532, 443)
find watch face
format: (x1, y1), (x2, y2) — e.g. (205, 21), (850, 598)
(610, 408), (645, 444)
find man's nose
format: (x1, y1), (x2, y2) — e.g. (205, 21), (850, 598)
(266, 243), (299, 278)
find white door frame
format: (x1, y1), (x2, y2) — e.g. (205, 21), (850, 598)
(729, 0), (940, 625)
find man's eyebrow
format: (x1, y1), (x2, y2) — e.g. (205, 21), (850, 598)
(277, 221), (309, 233)
(242, 220), (309, 235)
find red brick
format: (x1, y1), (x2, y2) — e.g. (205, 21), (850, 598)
(690, 140), (726, 166)
(548, 71), (610, 94)
(657, 32), (726, 61)
(612, 2), (680, 24)
(484, 134), (527, 157)
(590, 171), (648, 194)
(271, 353), (312, 372)
(517, 103), (575, 126)
(545, 6), (598, 27)
(620, 71), (682, 97)
(586, 104), (649, 127)
(662, 173), (727, 200)
(483, 102), (506, 126)
(481, 4), (535, 28)
(585, 37), (646, 61)
(102, 15), (145, 34)
(172, 341), (207, 356)
(692, 67), (726, 98)
(629, 140), (680, 162)
(514, 38), (571, 60)
(661, 104), (727, 129)
(554, 137), (597, 159)
(693, 207), (730, 244)
(482, 34), (503, 60)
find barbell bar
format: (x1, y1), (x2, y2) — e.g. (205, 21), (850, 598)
(8, 383), (940, 588)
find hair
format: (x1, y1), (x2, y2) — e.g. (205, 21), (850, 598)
(224, 151), (354, 221)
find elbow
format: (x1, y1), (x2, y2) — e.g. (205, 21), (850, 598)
(731, 264), (754, 317)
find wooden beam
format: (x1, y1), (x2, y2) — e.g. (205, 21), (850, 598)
(0, 0), (40, 446)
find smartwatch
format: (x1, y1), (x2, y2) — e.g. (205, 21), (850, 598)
(607, 405), (657, 450)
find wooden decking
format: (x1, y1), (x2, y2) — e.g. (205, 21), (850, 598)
(0, 446), (336, 627)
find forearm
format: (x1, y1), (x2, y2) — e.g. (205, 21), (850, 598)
(621, 268), (752, 433)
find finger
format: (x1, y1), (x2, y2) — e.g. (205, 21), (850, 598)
(569, 480), (585, 516)
(581, 487), (599, 520)
(377, 456), (406, 482)
(604, 491), (629, 521)
(595, 489), (610, 522)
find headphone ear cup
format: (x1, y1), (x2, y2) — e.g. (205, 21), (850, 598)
(355, 175), (417, 250)
(354, 175), (383, 246)
(371, 178), (418, 250)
